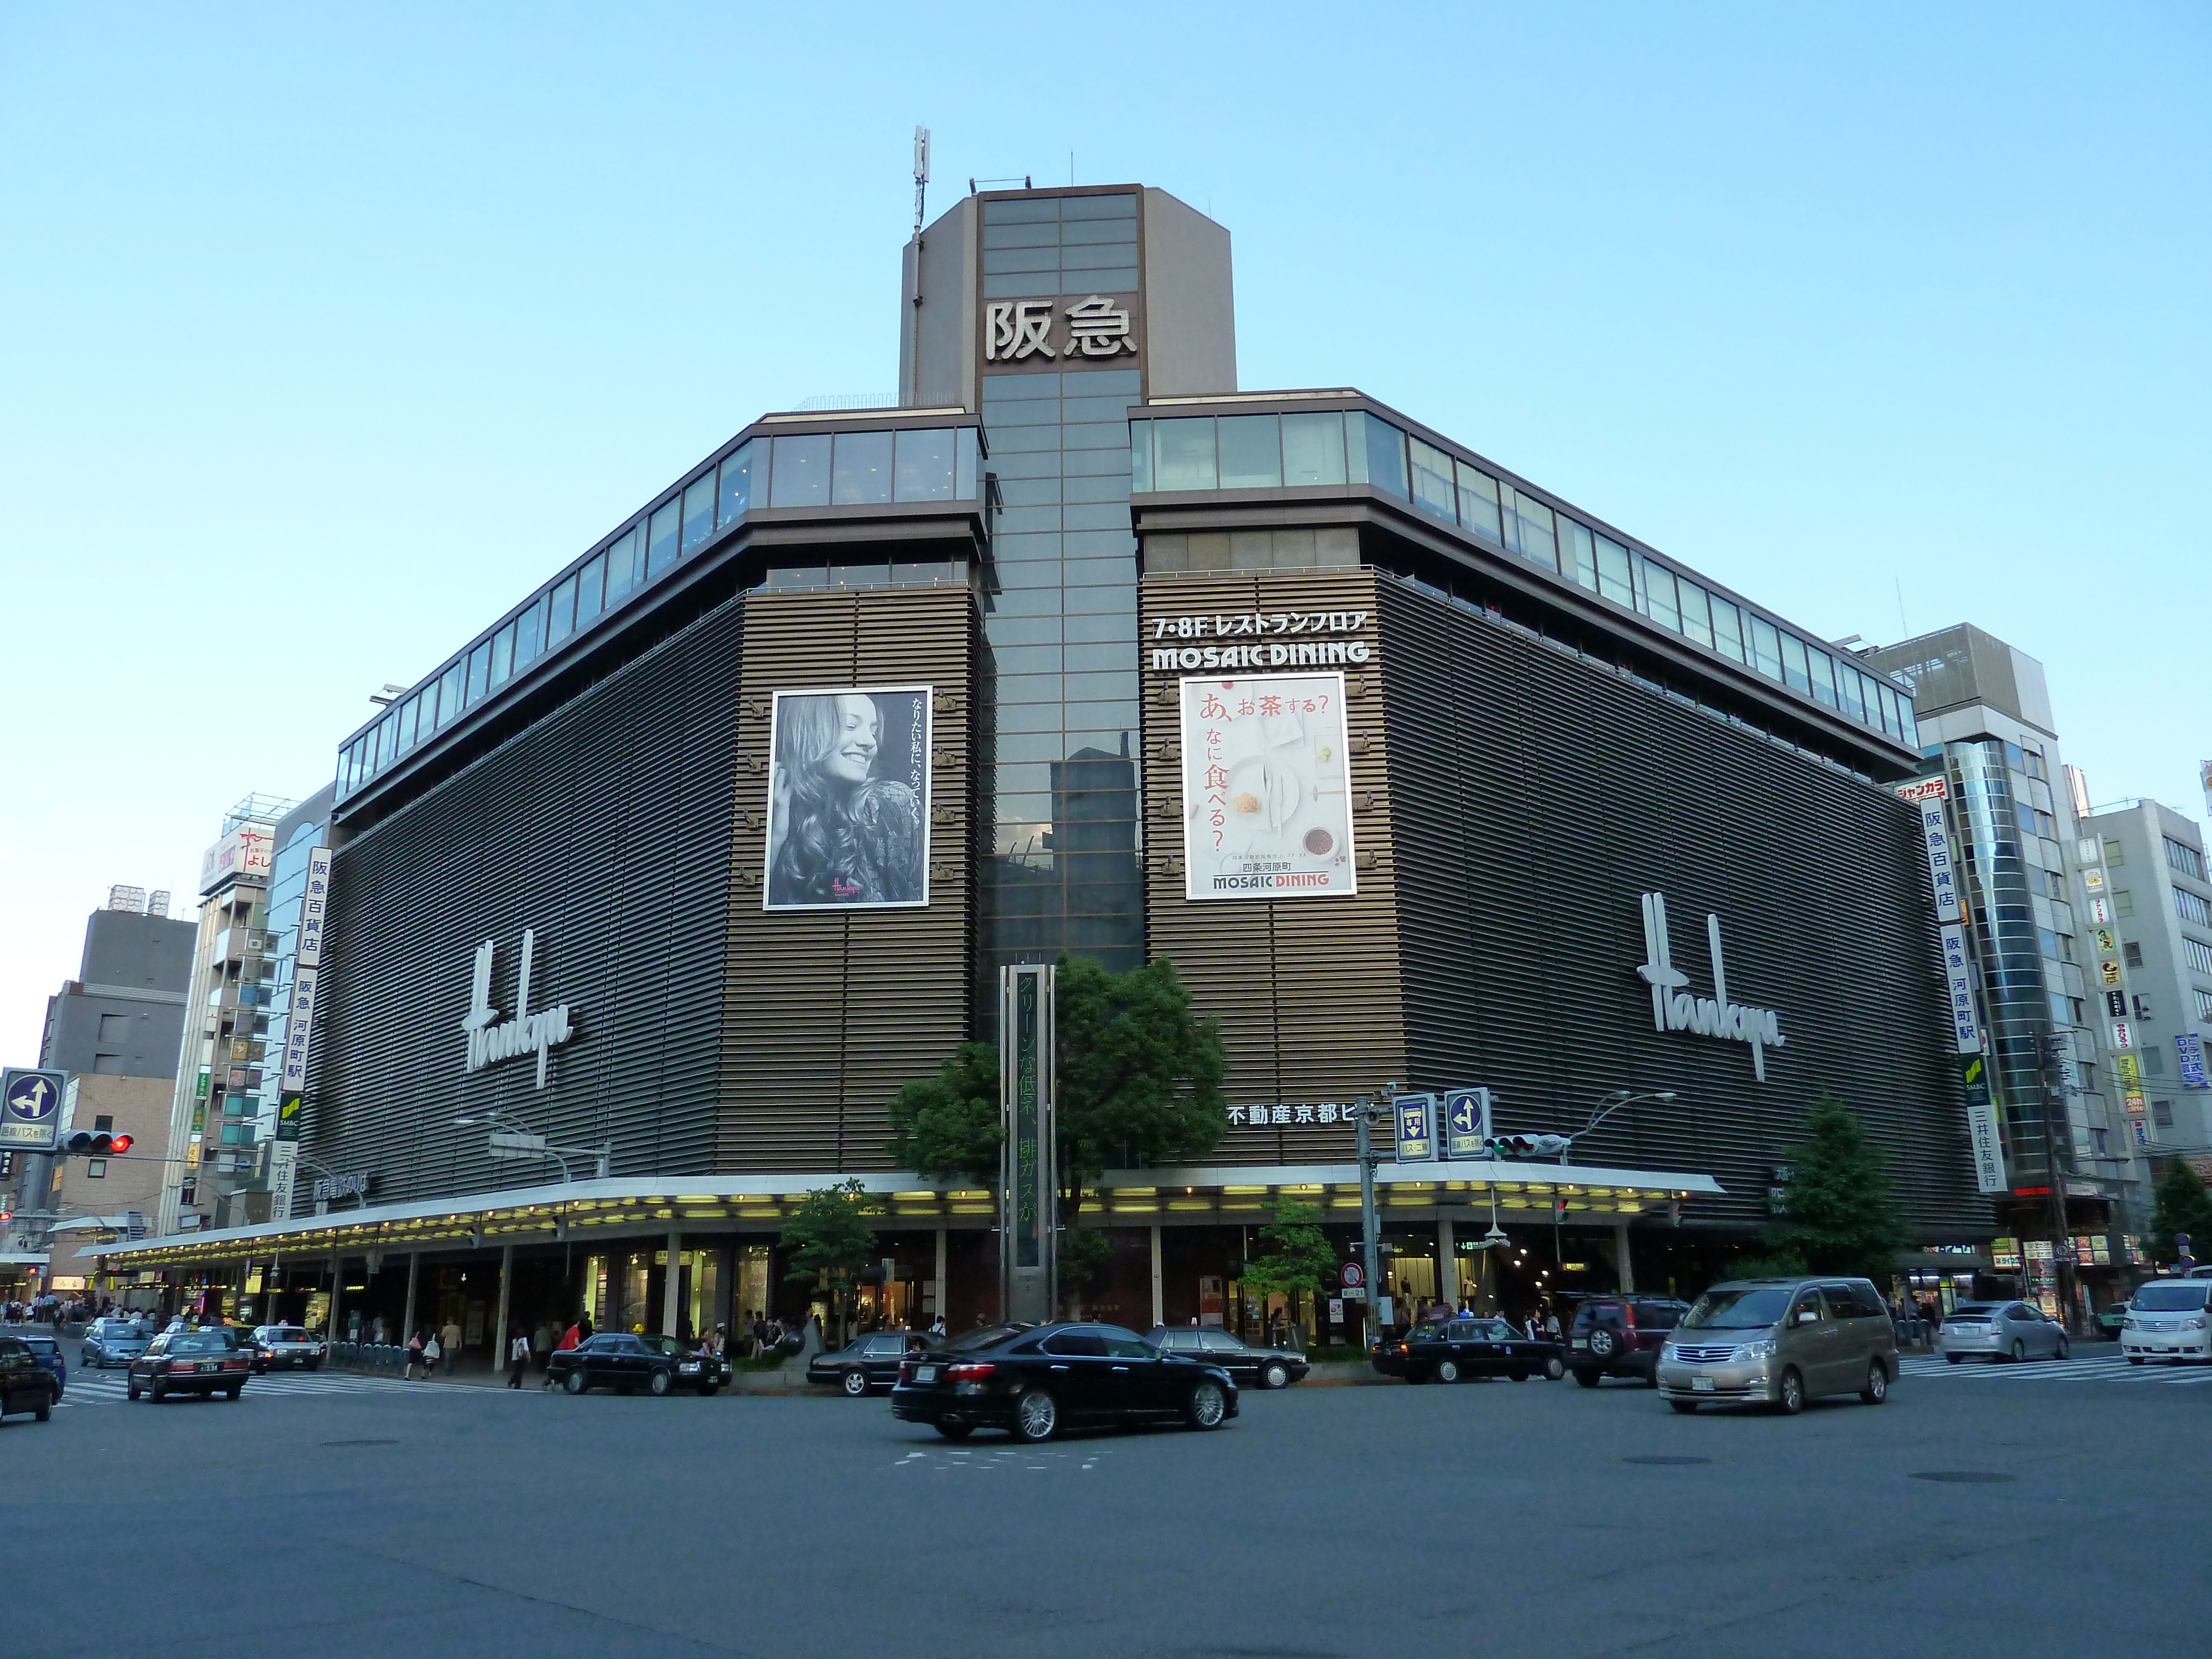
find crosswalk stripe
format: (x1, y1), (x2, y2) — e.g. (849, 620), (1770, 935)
(56, 1369), (489, 1407)
(1898, 1354), (2212, 1385)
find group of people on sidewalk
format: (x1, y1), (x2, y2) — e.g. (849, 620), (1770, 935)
(401, 1318), (465, 1380)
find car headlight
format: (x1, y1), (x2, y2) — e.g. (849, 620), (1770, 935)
(2188, 1314), (2209, 1329)
(1730, 1338), (1778, 1362)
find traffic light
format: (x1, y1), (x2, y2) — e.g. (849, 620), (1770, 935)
(1484, 1133), (1572, 1159)
(60, 1131), (133, 1156)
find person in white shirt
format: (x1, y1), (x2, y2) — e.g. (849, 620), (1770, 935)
(507, 1330), (531, 1388)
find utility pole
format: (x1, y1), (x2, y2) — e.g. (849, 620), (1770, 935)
(2036, 1032), (2078, 1333)
(1352, 1081), (1402, 1338)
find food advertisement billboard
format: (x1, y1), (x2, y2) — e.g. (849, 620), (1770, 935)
(1178, 672), (1355, 901)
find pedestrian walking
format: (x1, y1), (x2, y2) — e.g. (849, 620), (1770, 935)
(507, 1329), (530, 1388)
(440, 1318), (461, 1376)
(405, 1329), (426, 1380)
(532, 1320), (553, 1374)
(423, 1331), (442, 1378)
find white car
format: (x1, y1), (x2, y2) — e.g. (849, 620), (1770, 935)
(2120, 1280), (2212, 1364)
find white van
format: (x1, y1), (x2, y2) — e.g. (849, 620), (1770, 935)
(2120, 1279), (2212, 1364)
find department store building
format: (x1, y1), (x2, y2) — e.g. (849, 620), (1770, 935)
(98, 184), (1989, 1351)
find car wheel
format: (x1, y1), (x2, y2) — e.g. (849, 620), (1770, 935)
(841, 1369), (869, 1397)
(1186, 1379), (1228, 1431)
(127, 1379), (141, 1401)
(1543, 1355), (1567, 1382)
(1260, 1360), (1290, 1390)
(225, 1386), (242, 1401)
(2054, 1337), (2069, 1361)
(35, 1399), (51, 1422)
(563, 1370), (587, 1395)
(1669, 1399), (1699, 1415)
(648, 1369), (672, 1397)
(1572, 1368), (1601, 1388)
(1436, 1359), (1461, 1384)
(935, 1420), (973, 1439)
(1588, 1329), (1618, 1359)
(2010, 1339), (2026, 1364)
(1013, 1387), (1059, 1442)
(1859, 1360), (1889, 1405)
(1945, 1353), (1963, 1364)
(150, 1379), (166, 1402)
(1776, 1368), (1804, 1416)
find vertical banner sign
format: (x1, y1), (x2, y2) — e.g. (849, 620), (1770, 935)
(2116, 1052), (2147, 1117)
(273, 842), (333, 1223)
(1894, 777), (1961, 922)
(1393, 1093), (1435, 1162)
(999, 963), (1056, 1323)
(1442, 1088), (1492, 1160)
(2177, 1033), (2210, 1091)
(1959, 1055), (2006, 1194)
(1938, 924), (1984, 1053)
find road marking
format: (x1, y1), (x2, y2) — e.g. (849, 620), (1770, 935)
(58, 1369), (508, 1407)
(895, 1447), (1110, 1471)
(1899, 1355), (2212, 1385)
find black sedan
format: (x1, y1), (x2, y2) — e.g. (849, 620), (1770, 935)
(547, 1332), (727, 1395)
(127, 1329), (252, 1401)
(892, 1321), (1238, 1442)
(1146, 1324), (1309, 1389)
(0, 1334), (61, 1423)
(1370, 1317), (1567, 1384)
(808, 1329), (935, 1396)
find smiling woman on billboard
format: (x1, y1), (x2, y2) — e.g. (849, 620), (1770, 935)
(764, 686), (931, 910)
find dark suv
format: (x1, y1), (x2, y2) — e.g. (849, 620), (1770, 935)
(1567, 1296), (1689, 1386)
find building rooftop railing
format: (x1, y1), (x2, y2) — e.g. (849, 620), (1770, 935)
(1130, 392), (1919, 752)
(334, 411), (983, 804)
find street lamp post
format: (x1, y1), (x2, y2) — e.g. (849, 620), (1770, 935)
(1350, 1081), (1402, 1338)
(1553, 1090), (1677, 1289)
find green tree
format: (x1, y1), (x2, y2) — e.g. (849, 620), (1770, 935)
(779, 1177), (881, 1346)
(1239, 1201), (1337, 1341)
(2148, 1159), (2212, 1268)
(887, 953), (1229, 1314)
(887, 1042), (1002, 1186)
(1763, 1094), (1903, 1284)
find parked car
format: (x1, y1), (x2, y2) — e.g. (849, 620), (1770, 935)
(2095, 1302), (2129, 1342)
(1145, 1326), (1308, 1389)
(79, 1317), (152, 1370)
(2120, 1280), (2212, 1364)
(127, 1328), (251, 1401)
(0, 1334), (61, 1423)
(1369, 1318), (1567, 1384)
(809, 1329), (935, 1396)
(1567, 1296), (1691, 1386)
(245, 1326), (328, 1374)
(4, 1328), (68, 1398)
(1934, 1301), (2068, 1364)
(1657, 1277), (1897, 1415)
(547, 1331), (724, 1395)
(892, 1321), (1237, 1442)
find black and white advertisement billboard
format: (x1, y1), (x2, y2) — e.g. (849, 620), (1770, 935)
(1178, 672), (1355, 900)
(765, 686), (932, 910)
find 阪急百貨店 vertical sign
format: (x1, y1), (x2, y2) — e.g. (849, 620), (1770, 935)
(1178, 673), (1355, 901)
(999, 963), (1056, 1324)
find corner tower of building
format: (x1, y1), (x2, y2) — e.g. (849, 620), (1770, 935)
(902, 187), (1235, 1006)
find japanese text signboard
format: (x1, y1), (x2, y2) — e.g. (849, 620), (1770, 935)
(1, 1067), (67, 1152)
(1959, 1055), (2006, 1194)
(1178, 672), (1355, 900)
(982, 293), (1140, 370)
(1895, 777), (1963, 924)
(2178, 1032), (2210, 1091)
(999, 963), (1057, 1324)
(1939, 923), (1984, 1054)
(1394, 1094), (1435, 1162)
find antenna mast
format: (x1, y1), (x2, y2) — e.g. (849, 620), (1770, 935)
(912, 125), (931, 237)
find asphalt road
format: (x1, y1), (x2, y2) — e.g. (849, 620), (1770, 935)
(6, 1357), (2208, 1659)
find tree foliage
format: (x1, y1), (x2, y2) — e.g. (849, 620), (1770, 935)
(779, 1178), (881, 1342)
(1050, 953), (1227, 1220)
(887, 954), (1228, 1217)
(1239, 1201), (1338, 1308)
(2149, 1159), (2212, 1268)
(1763, 1094), (1902, 1284)
(887, 1042), (1001, 1188)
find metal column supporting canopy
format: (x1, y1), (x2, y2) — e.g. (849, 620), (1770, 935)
(999, 963), (1056, 1324)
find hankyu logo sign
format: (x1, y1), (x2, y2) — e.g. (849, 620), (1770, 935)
(463, 929), (576, 1088)
(1635, 892), (1787, 1081)
(983, 294), (1135, 362)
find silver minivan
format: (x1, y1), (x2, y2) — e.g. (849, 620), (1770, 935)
(1657, 1277), (1899, 1415)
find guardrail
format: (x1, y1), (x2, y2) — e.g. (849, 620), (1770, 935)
(326, 1341), (408, 1375)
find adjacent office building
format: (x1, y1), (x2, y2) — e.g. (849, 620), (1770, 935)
(153, 796), (294, 1236)
(1867, 624), (2140, 1315)
(103, 184), (1989, 1343)
(2070, 799), (2212, 1152)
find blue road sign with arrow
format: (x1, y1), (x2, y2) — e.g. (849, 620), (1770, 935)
(2, 1067), (68, 1152)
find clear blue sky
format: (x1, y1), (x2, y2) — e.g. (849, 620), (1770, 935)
(3, 4), (2205, 1059)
